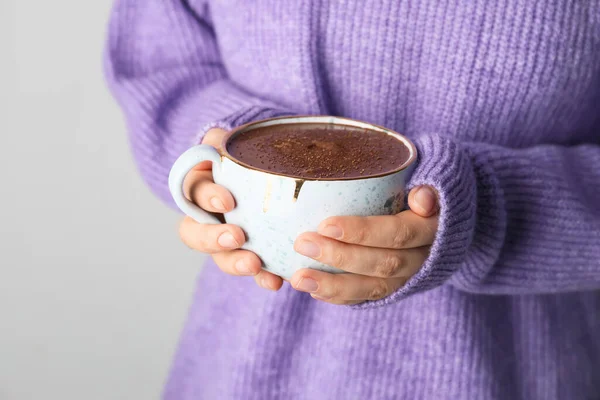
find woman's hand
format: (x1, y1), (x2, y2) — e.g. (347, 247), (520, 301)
(178, 128), (284, 291)
(290, 186), (440, 305)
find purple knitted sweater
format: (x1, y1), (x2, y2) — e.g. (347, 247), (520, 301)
(105, 1), (600, 399)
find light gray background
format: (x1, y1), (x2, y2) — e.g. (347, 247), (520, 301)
(1, 1), (203, 399)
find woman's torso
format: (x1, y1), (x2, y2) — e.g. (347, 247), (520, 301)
(165, 1), (600, 399)
(208, 0), (600, 146)
(165, 265), (600, 399)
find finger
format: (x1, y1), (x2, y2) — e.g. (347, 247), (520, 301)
(295, 232), (430, 278)
(317, 210), (438, 249)
(291, 268), (406, 304)
(310, 294), (364, 306)
(202, 128), (228, 149)
(253, 269), (284, 291)
(212, 249), (262, 276)
(183, 168), (235, 213)
(179, 216), (245, 253)
(408, 185), (439, 217)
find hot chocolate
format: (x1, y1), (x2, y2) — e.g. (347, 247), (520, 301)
(226, 123), (410, 179)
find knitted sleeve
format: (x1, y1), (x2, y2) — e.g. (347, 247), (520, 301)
(104, 0), (292, 206)
(358, 134), (600, 308)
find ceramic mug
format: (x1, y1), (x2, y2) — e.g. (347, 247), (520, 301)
(168, 116), (417, 279)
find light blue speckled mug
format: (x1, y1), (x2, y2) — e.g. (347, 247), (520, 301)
(169, 116), (417, 279)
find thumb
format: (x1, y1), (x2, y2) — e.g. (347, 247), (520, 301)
(202, 128), (229, 149)
(408, 185), (439, 217)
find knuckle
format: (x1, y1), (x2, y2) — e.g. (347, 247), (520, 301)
(191, 180), (214, 206)
(211, 253), (224, 268)
(197, 238), (210, 252)
(178, 221), (194, 249)
(213, 251), (236, 272)
(179, 220), (211, 252)
(391, 223), (416, 248)
(367, 280), (389, 301)
(332, 250), (346, 269)
(376, 253), (403, 278)
(327, 280), (343, 299)
(353, 225), (370, 244)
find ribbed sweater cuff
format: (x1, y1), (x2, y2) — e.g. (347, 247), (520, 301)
(354, 134), (477, 309)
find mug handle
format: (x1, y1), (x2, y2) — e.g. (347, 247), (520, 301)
(168, 145), (222, 225)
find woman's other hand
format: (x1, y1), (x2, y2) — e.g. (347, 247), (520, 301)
(291, 186), (439, 305)
(178, 128), (284, 291)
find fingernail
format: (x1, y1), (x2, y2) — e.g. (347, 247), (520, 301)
(235, 259), (252, 275)
(295, 240), (321, 258)
(296, 277), (319, 293)
(319, 224), (343, 239)
(210, 197), (226, 211)
(311, 293), (332, 301)
(414, 186), (437, 214)
(218, 232), (239, 249)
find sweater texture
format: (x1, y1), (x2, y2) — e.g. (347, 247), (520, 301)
(105, 1), (600, 399)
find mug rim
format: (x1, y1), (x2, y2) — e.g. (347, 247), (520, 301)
(217, 115), (417, 181)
